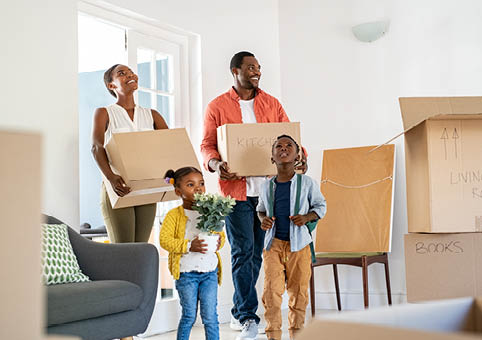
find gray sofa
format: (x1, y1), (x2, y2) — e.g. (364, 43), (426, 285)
(44, 215), (159, 340)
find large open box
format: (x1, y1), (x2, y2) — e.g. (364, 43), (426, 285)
(105, 128), (200, 209)
(298, 297), (482, 340)
(315, 145), (395, 252)
(404, 233), (482, 302)
(216, 122), (300, 176)
(399, 97), (482, 233)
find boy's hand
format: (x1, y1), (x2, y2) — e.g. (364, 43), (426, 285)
(261, 216), (276, 231)
(190, 237), (207, 254)
(290, 214), (309, 226)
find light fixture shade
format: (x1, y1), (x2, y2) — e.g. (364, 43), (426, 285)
(352, 21), (389, 42)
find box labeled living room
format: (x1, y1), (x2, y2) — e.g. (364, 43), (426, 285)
(401, 97), (482, 233)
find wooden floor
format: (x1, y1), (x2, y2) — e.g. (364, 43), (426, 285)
(136, 309), (337, 340)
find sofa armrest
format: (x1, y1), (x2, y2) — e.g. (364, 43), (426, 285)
(67, 227), (159, 311)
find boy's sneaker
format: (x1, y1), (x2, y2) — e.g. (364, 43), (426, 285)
(236, 319), (258, 340)
(257, 319), (266, 334)
(230, 315), (243, 331)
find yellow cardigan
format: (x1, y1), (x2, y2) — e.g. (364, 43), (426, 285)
(159, 205), (226, 285)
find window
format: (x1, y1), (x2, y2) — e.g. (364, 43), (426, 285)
(77, 3), (199, 333)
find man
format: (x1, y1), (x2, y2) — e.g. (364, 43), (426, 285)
(201, 51), (306, 340)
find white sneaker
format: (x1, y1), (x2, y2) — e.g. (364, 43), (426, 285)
(230, 315), (243, 331)
(257, 320), (266, 334)
(236, 319), (258, 340)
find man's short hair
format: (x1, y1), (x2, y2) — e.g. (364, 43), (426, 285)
(230, 51), (255, 71)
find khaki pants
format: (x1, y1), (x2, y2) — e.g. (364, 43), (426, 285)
(262, 238), (312, 340)
(100, 183), (156, 243)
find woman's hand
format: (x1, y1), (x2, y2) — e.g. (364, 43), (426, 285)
(190, 237), (208, 254)
(261, 216), (276, 231)
(108, 174), (131, 197)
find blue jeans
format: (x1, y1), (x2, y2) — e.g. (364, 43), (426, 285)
(175, 269), (219, 340)
(225, 197), (265, 324)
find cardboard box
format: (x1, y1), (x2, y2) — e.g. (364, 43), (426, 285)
(298, 297), (482, 340)
(399, 97), (482, 233)
(404, 233), (482, 302)
(0, 131), (43, 339)
(216, 122), (300, 176)
(105, 128), (200, 209)
(316, 145), (395, 252)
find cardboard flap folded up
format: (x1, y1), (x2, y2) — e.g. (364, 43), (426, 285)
(375, 96), (482, 150)
(316, 144), (395, 253)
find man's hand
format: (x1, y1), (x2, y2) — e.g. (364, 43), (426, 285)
(190, 237), (208, 254)
(295, 152), (308, 174)
(209, 159), (240, 181)
(261, 216), (276, 231)
(108, 174), (131, 197)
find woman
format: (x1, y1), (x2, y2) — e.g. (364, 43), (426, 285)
(91, 64), (169, 243)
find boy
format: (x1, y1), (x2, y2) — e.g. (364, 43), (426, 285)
(257, 135), (326, 340)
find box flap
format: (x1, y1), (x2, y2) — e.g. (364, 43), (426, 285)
(372, 97), (482, 152)
(400, 97), (482, 132)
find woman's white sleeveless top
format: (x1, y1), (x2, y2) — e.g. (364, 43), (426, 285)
(104, 104), (154, 146)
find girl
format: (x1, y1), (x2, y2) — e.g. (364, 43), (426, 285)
(91, 64), (169, 244)
(159, 167), (225, 340)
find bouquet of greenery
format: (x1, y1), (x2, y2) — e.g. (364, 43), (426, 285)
(192, 193), (236, 234)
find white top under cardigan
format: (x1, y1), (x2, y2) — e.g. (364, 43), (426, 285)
(180, 209), (218, 273)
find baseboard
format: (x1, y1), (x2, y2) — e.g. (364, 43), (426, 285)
(313, 291), (407, 311)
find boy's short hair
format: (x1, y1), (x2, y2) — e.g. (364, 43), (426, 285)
(272, 134), (300, 154)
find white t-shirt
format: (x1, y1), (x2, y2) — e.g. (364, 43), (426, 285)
(239, 99), (267, 197)
(180, 209), (218, 273)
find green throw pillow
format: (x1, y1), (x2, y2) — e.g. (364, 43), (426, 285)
(41, 224), (90, 285)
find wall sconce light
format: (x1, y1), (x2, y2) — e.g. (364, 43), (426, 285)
(352, 21), (389, 42)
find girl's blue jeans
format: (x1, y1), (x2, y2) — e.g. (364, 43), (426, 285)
(175, 269), (219, 340)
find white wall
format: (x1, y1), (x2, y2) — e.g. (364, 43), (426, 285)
(278, 0), (482, 309)
(0, 0), (78, 226)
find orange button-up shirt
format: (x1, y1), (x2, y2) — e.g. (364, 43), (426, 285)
(201, 87), (290, 201)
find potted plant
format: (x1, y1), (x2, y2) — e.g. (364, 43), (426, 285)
(192, 193), (236, 252)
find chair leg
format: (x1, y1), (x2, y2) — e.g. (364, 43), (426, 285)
(310, 265), (316, 316)
(362, 256), (369, 309)
(384, 256), (392, 306)
(333, 264), (341, 311)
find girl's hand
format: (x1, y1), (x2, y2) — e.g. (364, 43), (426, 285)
(261, 216), (275, 231)
(290, 214), (309, 227)
(216, 234), (221, 251)
(190, 237), (207, 254)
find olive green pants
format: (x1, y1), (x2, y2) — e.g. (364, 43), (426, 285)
(100, 184), (157, 243)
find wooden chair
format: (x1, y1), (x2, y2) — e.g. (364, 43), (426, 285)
(309, 252), (392, 316)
